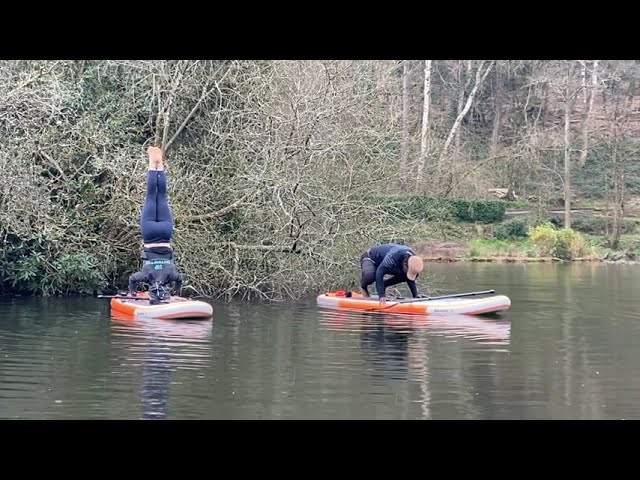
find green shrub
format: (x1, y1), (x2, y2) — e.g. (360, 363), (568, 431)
(369, 195), (506, 223)
(528, 223), (558, 257)
(503, 199), (532, 209)
(528, 222), (588, 259)
(450, 199), (506, 223)
(549, 217), (564, 229)
(554, 228), (587, 260)
(0, 238), (106, 295)
(546, 216), (637, 235)
(572, 217), (637, 235)
(493, 217), (529, 240)
(468, 246), (480, 258)
(47, 253), (107, 295)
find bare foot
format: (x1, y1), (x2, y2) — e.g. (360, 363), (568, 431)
(148, 146), (164, 170)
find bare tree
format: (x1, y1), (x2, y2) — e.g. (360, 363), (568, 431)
(577, 60), (599, 168)
(605, 69), (638, 249)
(563, 67), (578, 228)
(415, 60), (432, 190)
(440, 60), (494, 160)
(400, 60), (411, 171)
(455, 60), (473, 151)
(4, 59), (640, 297)
(489, 62), (502, 159)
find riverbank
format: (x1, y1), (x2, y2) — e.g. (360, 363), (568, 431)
(400, 196), (640, 265)
(413, 234), (640, 264)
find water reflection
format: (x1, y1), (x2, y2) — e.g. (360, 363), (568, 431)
(319, 309), (510, 419)
(7, 261), (640, 419)
(383, 314), (511, 346)
(139, 340), (171, 419)
(320, 310), (510, 346)
(110, 314), (212, 420)
(360, 322), (410, 380)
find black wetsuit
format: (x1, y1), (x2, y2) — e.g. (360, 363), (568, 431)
(129, 247), (183, 304)
(360, 243), (419, 299)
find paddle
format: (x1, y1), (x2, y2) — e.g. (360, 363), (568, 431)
(366, 289), (495, 311)
(97, 293), (185, 302)
(397, 289), (495, 304)
(97, 294), (149, 301)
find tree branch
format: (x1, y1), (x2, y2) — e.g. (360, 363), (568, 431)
(183, 196), (248, 221)
(165, 64), (231, 151)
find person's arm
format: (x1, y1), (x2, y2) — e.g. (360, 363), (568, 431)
(171, 266), (183, 295)
(129, 271), (148, 294)
(375, 263), (388, 300)
(407, 279), (419, 298)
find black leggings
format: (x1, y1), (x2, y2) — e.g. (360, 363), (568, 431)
(141, 170), (173, 244)
(360, 251), (405, 294)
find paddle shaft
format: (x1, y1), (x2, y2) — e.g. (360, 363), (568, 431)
(399, 289), (495, 303)
(97, 294), (149, 301)
(98, 294), (188, 302)
(367, 289), (496, 311)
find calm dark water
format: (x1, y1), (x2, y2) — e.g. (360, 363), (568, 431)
(1, 262), (639, 420)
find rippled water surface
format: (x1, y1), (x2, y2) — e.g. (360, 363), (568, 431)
(1, 262), (640, 419)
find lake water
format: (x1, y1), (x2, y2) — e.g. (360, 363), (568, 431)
(1, 262), (639, 419)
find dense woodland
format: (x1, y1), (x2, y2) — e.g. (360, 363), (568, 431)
(1, 60), (638, 298)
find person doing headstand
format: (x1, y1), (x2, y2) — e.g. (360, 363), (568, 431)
(127, 146), (183, 304)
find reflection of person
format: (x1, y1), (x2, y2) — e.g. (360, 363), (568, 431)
(360, 322), (410, 380)
(140, 340), (172, 420)
(128, 147), (183, 305)
(360, 243), (424, 304)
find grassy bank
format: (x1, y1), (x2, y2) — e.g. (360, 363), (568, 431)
(410, 227), (640, 264)
(386, 196), (640, 263)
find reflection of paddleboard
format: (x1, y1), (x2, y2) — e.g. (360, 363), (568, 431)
(110, 292), (213, 320)
(384, 314), (511, 344)
(320, 310), (510, 344)
(111, 316), (213, 341)
(317, 291), (511, 316)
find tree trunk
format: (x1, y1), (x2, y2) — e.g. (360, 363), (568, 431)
(610, 131), (622, 249)
(609, 79), (635, 249)
(441, 61), (494, 159)
(563, 72), (576, 229)
(415, 60), (432, 190)
(578, 60), (598, 168)
(454, 60), (472, 151)
(489, 63), (502, 159)
(400, 61), (411, 175)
